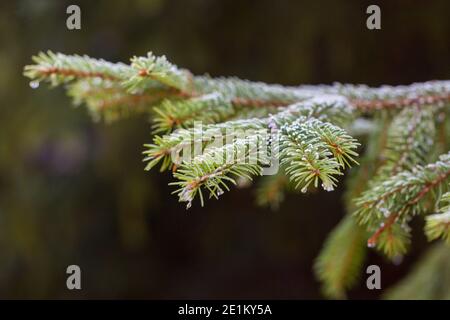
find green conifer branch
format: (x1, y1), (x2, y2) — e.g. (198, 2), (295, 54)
(23, 51), (450, 296)
(374, 106), (436, 177)
(280, 117), (359, 193)
(355, 152), (450, 257)
(350, 106), (438, 258)
(384, 242), (450, 299)
(313, 122), (390, 299)
(163, 115), (358, 207)
(171, 136), (264, 208)
(143, 95), (356, 172)
(151, 93), (235, 134)
(24, 51), (131, 84)
(24, 52), (450, 121)
(125, 52), (195, 94)
(314, 215), (367, 299)
(425, 190), (450, 245)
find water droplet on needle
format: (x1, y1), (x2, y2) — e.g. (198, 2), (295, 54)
(29, 81), (40, 89)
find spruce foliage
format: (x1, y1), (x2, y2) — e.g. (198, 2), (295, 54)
(24, 51), (450, 299)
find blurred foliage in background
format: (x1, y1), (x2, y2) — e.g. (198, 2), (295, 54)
(0, 0), (449, 298)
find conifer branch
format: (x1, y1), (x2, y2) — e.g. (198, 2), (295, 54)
(151, 93), (235, 133)
(352, 106), (437, 257)
(24, 52), (450, 122)
(124, 52), (196, 94)
(375, 106), (435, 176)
(23, 50), (450, 297)
(351, 93), (450, 111)
(327, 82), (450, 111)
(24, 51), (131, 85)
(171, 136), (264, 208)
(314, 123), (389, 299)
(143, 95), (356, 173)
(280, 117), (359, 193)
(314, 215), (366, 299)
(163, 114), (358, 208)
(384, 242), (450, 299)
(355, 152), (450, 257)
(425, 190), (450, 245)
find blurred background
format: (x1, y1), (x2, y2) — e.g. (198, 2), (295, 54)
(0, 0), (449, 298)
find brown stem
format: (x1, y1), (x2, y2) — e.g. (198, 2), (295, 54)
(39, 67), (120, 81)
(367, 212), (399, 247)
(351, 93), (450, 111)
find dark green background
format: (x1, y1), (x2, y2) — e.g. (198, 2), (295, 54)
(0, 0), (449, 298)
